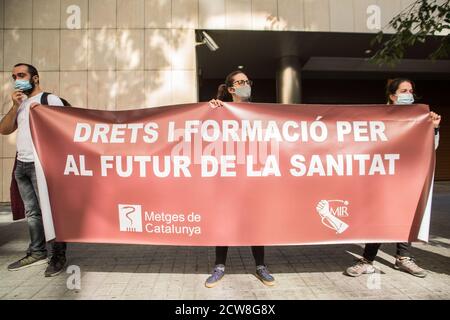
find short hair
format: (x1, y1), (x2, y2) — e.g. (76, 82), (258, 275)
(14, 63), (39, 79)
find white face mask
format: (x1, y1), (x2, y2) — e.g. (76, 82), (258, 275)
(395, 93), (414, 105)
(233, 85), (251, 101)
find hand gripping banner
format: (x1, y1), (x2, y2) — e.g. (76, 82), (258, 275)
(29, 103), (436, 246)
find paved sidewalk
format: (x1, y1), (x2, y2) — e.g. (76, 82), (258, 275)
(0, 182), (449, 300)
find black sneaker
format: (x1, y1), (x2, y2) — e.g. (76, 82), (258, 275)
(7, 254), (48, 271)
(45, 254), (67, 277)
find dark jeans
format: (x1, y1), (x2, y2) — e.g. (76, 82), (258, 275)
(363, 242), (411, 262)
(14, 160), (66, 257)
(215, 246), (265, 266)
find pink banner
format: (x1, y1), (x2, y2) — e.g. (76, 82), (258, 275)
(29, 103), (435, 246)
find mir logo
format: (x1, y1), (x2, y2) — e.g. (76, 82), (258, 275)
(118, 204), (143, 232)
(329, 200), (349, 217)
(316, 200), (350, 234)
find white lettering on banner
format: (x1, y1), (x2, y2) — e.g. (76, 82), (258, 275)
(100, 156), (192, 177)
(64, 155), (93, 176)
(247, 155), (281, 177)
(65, 119), (399, 178)
(73, 120), (388, 144)
(290, 154), (400, 177)
(336, 121), (387, 142)
(145, 211), (186, 223)
(166, 120), (387, 143)
(63, 153), (400, 177)
(201, 155), (237, 177)
(145, 224), (201, 237)
(170, 120), (326, 142)
(73, 122), (159, 143)
(142, 211), (202, 237)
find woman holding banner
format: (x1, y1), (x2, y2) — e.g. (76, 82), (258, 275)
(205, 70), (275, 288)
(345, 78), (441, 278)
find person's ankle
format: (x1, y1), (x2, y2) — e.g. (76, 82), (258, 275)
(215, 264), (225, 271)
(256, 264), (267, 270)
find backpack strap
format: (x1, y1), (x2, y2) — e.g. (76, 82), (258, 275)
(40, 92), (71, 107)
(60, 97), (71, 107)
(41, 92), (50, 105)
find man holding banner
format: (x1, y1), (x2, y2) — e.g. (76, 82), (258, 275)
(0, 63), (68, 277)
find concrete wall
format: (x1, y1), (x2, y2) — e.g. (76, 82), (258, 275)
(0, 0), (416, 201)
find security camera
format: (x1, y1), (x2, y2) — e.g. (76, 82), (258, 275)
(199, 31), (219, 51)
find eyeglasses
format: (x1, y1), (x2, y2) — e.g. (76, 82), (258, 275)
(232, 79), (253, 87)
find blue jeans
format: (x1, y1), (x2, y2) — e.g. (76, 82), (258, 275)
(14, 160), (66, 257)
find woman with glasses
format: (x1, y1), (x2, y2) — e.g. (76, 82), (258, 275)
(209, 71), (253, 107)
(205, 70), (275, 288)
